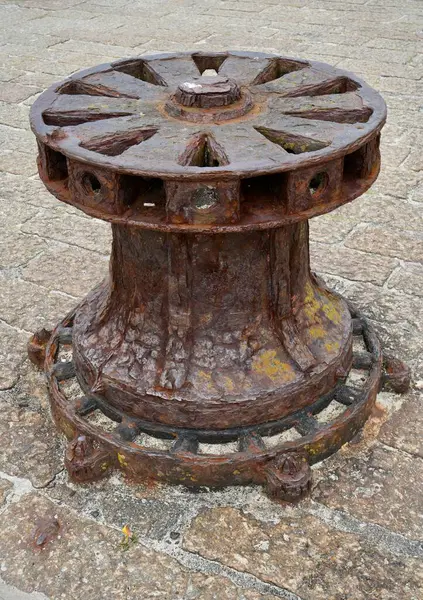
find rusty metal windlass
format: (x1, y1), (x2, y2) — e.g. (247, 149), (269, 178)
(28, 51), (409, 501)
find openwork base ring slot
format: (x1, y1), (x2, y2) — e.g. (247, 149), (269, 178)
(44, 303), (384, 501)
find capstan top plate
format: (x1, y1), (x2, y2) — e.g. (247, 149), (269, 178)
(30, 51), (386, 181)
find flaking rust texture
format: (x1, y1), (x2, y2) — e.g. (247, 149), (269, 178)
(28, 51), (410, 501)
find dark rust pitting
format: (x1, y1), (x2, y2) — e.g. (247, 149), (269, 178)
(28, 50), (408, 501)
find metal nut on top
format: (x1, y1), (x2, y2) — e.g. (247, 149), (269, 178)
(175, 75), (241, 108)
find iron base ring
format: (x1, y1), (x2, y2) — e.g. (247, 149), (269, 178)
(36, 300), (405, 502)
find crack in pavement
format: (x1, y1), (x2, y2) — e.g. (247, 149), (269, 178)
(304, 500), (423, 559)
(379, 440), (423, 461)
(148, 542), (306, 600)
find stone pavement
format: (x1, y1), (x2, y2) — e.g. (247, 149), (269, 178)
(0, 0), (422, 598)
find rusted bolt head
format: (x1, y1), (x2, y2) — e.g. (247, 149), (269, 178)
(264, 453), (312, 502)
(381, 354), (411, 394)
(175, 75), (241, 108)
(27, 328), (52, 369)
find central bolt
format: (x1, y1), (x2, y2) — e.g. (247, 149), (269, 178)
(175, 75), (241, 109)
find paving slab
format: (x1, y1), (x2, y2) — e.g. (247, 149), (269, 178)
(0, 494), (276, 600)
(183, 506), (423, 600)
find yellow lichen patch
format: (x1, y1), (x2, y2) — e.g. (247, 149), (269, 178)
(303, 281), (322, 323)
(303, 281), (342, 326)
(321, 296), (342, 325)
(120, 524), (137, 551)
(325, 340), (340, 354)
(221, 376), (235, 393)
(117, 453), (128, 468)
(252, 350), (296, 383)
(309, 324), (327, 340)
(196, 370), (217, 393)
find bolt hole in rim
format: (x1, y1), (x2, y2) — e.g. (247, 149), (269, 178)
(192, 187), (218, 210)
(83, 172), (101, 194)
(309, 172), (328, 196)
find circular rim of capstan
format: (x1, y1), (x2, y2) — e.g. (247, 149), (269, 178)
(30, 50), (386, 181)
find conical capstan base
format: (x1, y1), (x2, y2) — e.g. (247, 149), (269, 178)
(72, 221), (352, 430)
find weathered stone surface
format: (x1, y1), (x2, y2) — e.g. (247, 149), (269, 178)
(388, 262), (423, 297)
(409, 180), (423, 203)
(0, 196), (39, 227)
(21, 207), (111, 255)
(12, 71), (61, 89)
(0, 125), (36, 152)
(0, 580), (48, 600)
(0, 494), (273, 600)
(335, 192), (423, 232)
(0, 84), (40, 104)
(313, 441), (423, 540)
(0, 278), (76, 331)
(310, 210), (359, 243)
(0, 393), (63, 488)
(345, 282), (423, 336)
(310, 243), (398, 284)
(0, 230), (47, 269)
(53, 39), (136, 58)
(0, 151), (38, 176)
(0, 172), (82, 214)
(404, 149), (423, 173)
(345, 280), (422, 372)
(0, 320), (28, 390)
(0, 478), (13, 506)
(7, 354), (50, 411)
(22, 242), (109, 298)
(372, 166), (420, 199)
(0, 101), (31, 130)
(379, 393), (423, 459)
(345, 225), (423, 262)
(45, 474), (191, 542)
(184, 507), (423, 600)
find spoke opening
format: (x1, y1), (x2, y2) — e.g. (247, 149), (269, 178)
(57, 79), (128, 98)
(255, 126), (329, 154)
(80, 127), (158, 157)
(113, 58), (167, 86)
(318, 76), (359, 95)
(252, 57), (307, 85)
(178, 133), (229, 167)
(282, 106), (373, 124)
(191, 52), (228, 75)
(42, 107), (133, 127)
(241, 173), (287, 210)
(281, 76), (359, 99)
(38, 143), (69, 182)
